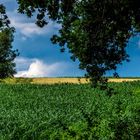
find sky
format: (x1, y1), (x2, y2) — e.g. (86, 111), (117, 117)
(1, 0), (140, 77)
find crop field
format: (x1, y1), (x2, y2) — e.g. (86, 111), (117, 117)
(0, 81), (140, 139)
(1, 77), (140, 84)
(32, 77), (140, 84)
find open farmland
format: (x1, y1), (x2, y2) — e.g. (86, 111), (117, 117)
(1, 77), (140, 84)
(0, 81), (140, 139)
(31, 77), (140, 84)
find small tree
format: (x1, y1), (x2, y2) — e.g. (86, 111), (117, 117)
(0, 4), (18, 78)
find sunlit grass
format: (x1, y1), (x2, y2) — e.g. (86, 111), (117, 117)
(32, 77), (140, 84)
(1, 77), (140, 84)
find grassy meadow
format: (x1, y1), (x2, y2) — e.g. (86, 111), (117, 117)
(0, 78), (140, 139)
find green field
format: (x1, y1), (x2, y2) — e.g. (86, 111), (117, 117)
(0, 82), (140, 139)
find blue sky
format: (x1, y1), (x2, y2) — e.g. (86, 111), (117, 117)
(2, 0), (140, 77)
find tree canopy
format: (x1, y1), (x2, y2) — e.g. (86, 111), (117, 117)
(17, 0), (140, 88)
(0, 4), (18, 78)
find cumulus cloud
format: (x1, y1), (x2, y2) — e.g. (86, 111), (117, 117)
(14, 57), (74, 77)
(14, 57), (34, 71)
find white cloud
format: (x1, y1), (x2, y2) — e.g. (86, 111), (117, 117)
(14, 57), (71, 77)
(7, 11), (61, 37)
(10, 19), (42, 37)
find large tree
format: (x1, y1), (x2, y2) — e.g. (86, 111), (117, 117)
(17, 0), (140, 88)
(0, 4), (18, 78)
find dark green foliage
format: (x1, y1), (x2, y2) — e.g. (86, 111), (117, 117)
(0, 82), (140, 139)
(0, 4), (18, 78)
(16, 0), (140, 88)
